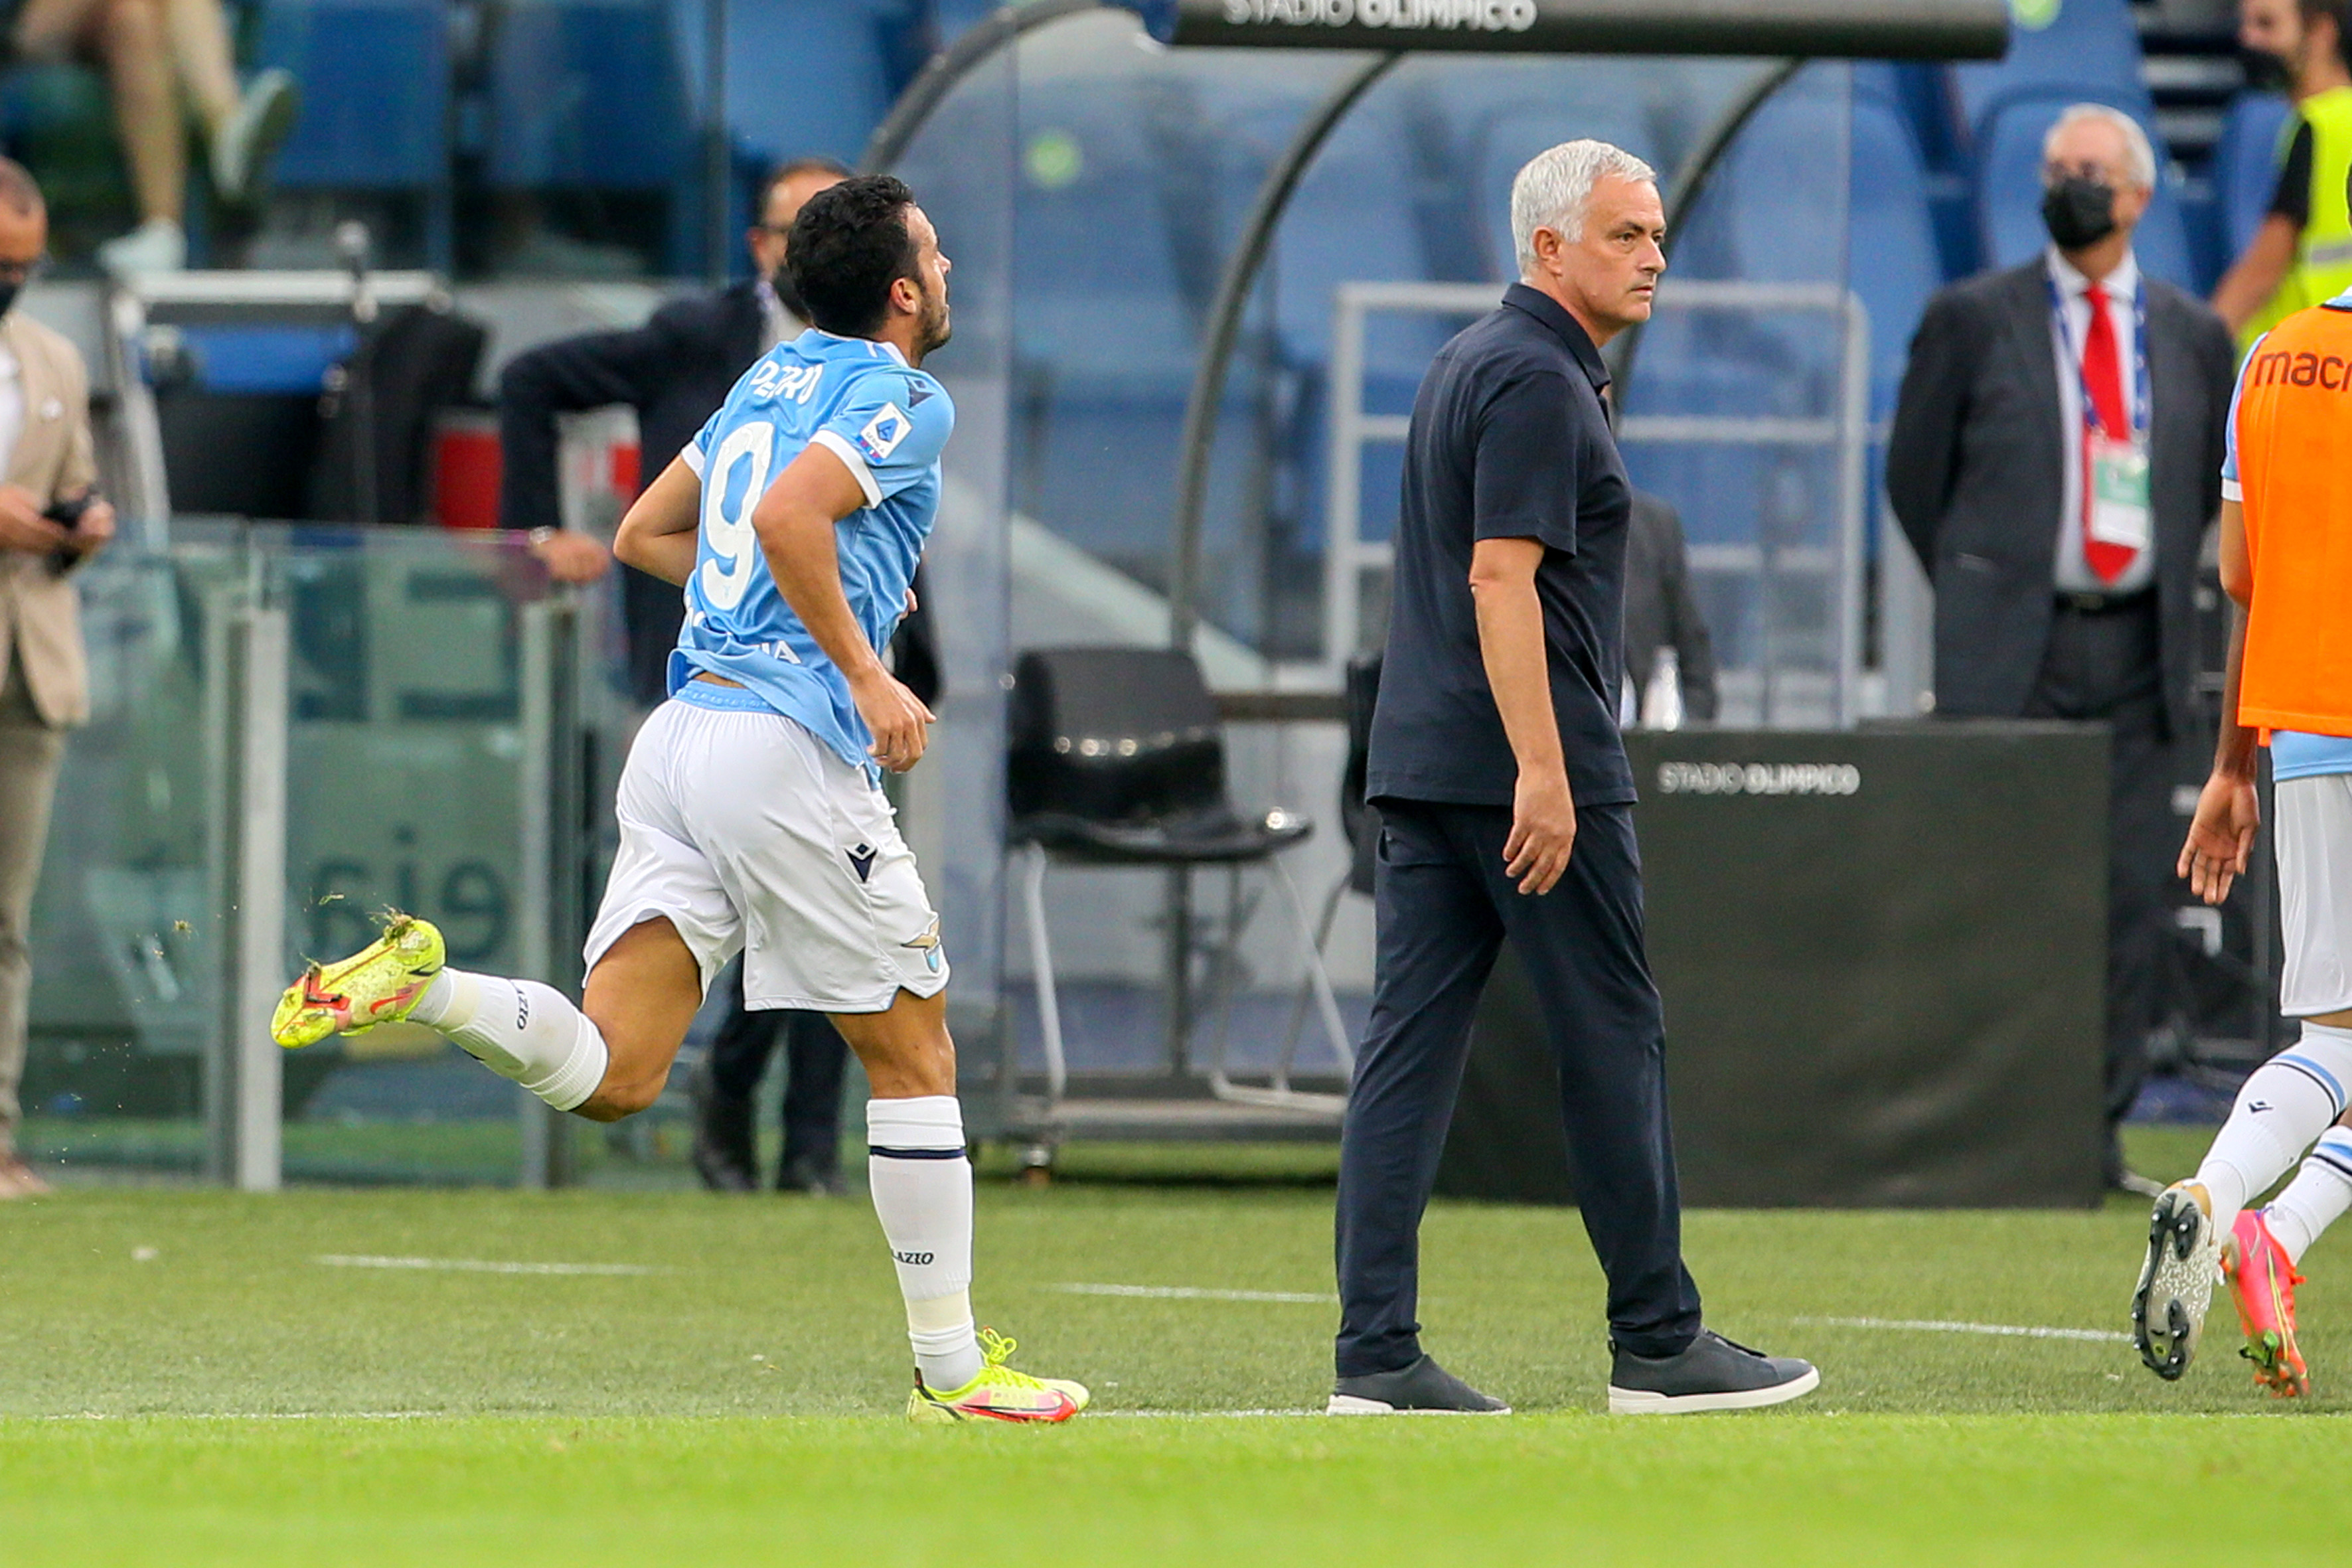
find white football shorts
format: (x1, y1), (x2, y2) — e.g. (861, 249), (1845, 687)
(2275, 773), (2352, 1019)
(584, 698), (949, 1013)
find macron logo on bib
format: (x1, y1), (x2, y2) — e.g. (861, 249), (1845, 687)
(859, 403), (913, 463)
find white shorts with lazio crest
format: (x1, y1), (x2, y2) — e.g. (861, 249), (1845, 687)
(584, 698), (949, 1012)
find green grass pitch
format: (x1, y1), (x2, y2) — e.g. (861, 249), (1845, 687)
(6, 1128), (2352, 1565)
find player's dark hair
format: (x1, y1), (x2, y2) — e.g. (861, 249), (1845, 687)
(759, 155), (852, 215)
(786, 175), (920, 339)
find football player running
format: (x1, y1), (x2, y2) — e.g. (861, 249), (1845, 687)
(272, 176), (1086, 1424)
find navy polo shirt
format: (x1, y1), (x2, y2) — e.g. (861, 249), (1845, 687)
(1366, 282), (1637, 810)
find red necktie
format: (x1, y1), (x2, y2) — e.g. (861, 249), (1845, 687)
(2080, 281), (2136, 584)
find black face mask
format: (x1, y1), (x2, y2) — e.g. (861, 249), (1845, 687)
(2241, 45), (2294, 94)
(769, 263), (807, 324)
(2042, 175), (2119, 251)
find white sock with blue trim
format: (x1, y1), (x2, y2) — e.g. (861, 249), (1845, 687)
(409, 969), (609, 1113)
(2193, 1023), (2352, 1235)
(2266, 1127), (2352, 1265)
(866, 1095), (981, 1392)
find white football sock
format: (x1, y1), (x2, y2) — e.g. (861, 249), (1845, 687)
(409, 969), (609, 1113)
(2266, 1127), (2352, 1266)
(866, 1095), (980, 1392)
(2193, 1023), (2352, 1235)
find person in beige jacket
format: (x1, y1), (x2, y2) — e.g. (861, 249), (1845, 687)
(0, 159), (116, 1197)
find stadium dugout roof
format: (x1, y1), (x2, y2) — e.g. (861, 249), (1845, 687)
(867, 0), (2010, 646)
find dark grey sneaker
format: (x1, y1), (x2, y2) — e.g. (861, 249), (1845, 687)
(1607, 1330), (1819, 1415)
(1328, 1354), (1510, 1415)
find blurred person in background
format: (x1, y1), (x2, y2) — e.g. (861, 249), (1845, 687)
(1620, 489), (1715, 728)
(498, 157), (915, 1196)
(1888, 105), (2236, 1195)
(2213, 0), (2352, 343)
(499, 158), (851, 704)
(12, 0), (296, 275)
(0, 159), (115, 1196)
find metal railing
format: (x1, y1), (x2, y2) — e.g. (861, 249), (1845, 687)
(1323, 278), (1872, 726)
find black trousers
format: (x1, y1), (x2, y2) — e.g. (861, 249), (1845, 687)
(705, 954), (850, 1174)
(2021, 596), (2176, 1129)
(1334, 800), (1703, 1377)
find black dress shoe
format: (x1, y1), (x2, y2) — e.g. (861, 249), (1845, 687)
(688, 1061), (758, 1193)
(776, 1151), (846, 1196)
(1608, 1330), (1818, 1414)
(1328, 1354), (1509, 1414)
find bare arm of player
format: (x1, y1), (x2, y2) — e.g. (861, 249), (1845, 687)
(1469, 535), (1574, 896)
(611, 455), (705, 587)
(2211, 216), (2298, 337)
(751, 443), (936, 773)
(2180, 497), (2260, 906)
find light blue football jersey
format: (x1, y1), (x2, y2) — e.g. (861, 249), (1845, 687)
(669, 328), (955, 769)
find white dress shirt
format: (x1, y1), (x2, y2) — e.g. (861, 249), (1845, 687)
(2045, 246), (2154, 595)
(756, 278), (802, 353)
(0, 343), (25, 482)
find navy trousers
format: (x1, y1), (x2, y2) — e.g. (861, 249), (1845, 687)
(706, 960), (850, 1178)
(1334, 799), (1703, 1376)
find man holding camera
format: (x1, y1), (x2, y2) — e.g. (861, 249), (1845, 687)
(0, 157), (116, 1197)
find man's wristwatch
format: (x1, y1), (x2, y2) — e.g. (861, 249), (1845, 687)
(527, 526), (558, 548)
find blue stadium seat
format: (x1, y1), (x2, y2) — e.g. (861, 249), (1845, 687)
(487, 0), (691, 190)
(252, 0), (450, 267)
(255, 0), (446, 190)
(2215, 90), (2296, 258)
(1971, 93), (2195, 287)
(1622, 61), (1855, 677)
(1953, 0), (2148, 124)
(1849, 97), (1946, 422)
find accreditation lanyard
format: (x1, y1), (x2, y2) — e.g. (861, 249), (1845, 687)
(2047, 273), (2153, 554)
(2045, 273), (2150, 445)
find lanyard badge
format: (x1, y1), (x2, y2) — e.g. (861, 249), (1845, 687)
(2049, 275), (2152, 555)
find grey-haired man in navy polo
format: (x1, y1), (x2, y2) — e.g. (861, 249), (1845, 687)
(1328, 141), (1817, 1416)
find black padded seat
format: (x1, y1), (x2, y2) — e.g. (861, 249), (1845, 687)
(1007, 646), (1315, 864)
(1004, 645), (1350, 1113)
(1015, 804), (1310, 866)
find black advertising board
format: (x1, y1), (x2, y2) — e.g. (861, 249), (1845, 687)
(1125, 0), (2010, 60)
(1436, 724), (2110, 1208)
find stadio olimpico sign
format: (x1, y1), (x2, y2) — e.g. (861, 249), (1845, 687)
(1656, 760), (1862, 797)
(1121, 0), (2011, 58)
(1219, 0), (1541, 31)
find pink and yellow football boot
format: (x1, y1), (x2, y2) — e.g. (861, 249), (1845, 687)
(2223, 1209), (2310, 1399)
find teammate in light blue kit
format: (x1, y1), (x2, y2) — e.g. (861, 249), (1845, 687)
(268, 177), (1087, 1423)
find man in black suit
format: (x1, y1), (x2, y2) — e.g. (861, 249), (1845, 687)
(1889, 105), (2237, 1191)
(501, 157), (850, 698)
(1622, 490), (1717, 726)
(498, 157), (865, 1194)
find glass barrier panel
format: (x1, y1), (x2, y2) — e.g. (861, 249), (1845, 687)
(23, 536), (244, 1182)
(892, 12), (1022, 1118)
(1620, 61), (1860, 729)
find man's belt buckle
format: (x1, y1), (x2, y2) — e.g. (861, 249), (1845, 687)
(2057, 589), (2141, 614)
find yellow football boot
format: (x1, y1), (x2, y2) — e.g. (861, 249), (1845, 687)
(270, 913), (445, 1049)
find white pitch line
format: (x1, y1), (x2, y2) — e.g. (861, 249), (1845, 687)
(1052, 1283), (1335, 1304)
(316, 1254), (660, 1277)
(42, 1411), (441, 1422)
(1794, 1314), (2130, 1345)
(1091, 1409), (1324, 1419)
